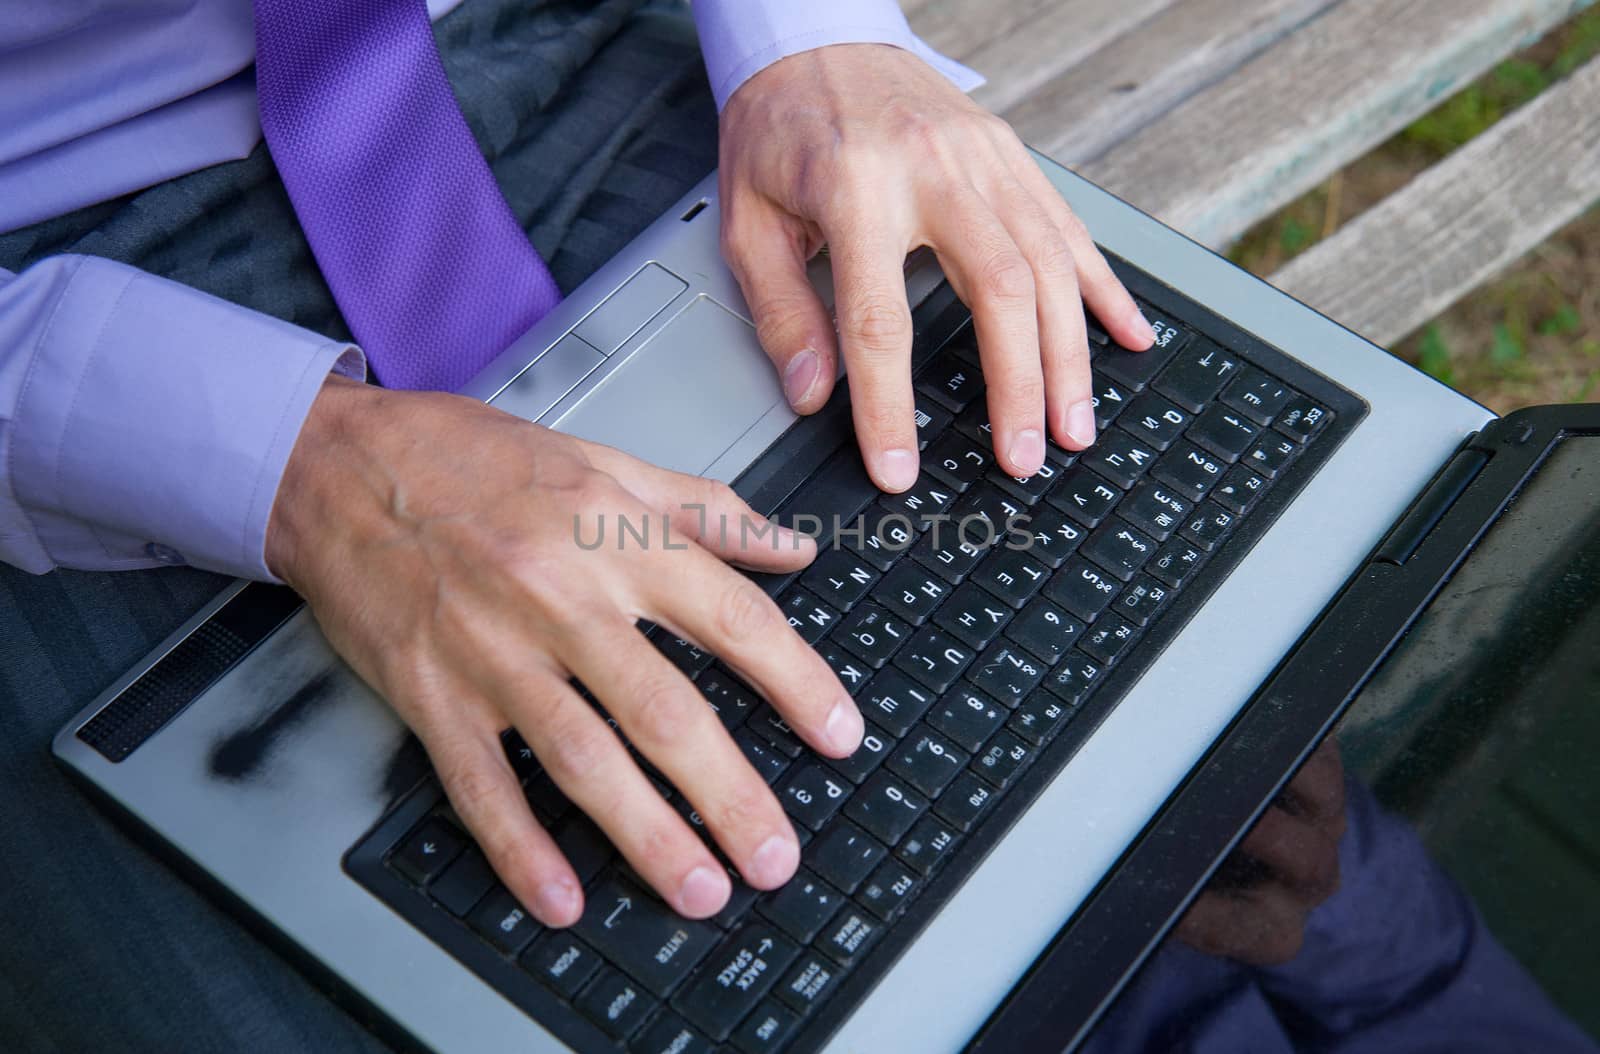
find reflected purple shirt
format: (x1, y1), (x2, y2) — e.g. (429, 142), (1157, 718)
(0, 0), (980, 580)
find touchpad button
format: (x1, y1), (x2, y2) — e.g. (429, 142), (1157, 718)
(551, 296), (785, 477)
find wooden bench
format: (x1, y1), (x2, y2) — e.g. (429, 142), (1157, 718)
(905, 0), (1600, 348)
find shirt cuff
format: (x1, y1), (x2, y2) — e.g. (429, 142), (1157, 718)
(692, 0), (986, 112)
(2, 255), (364, 580)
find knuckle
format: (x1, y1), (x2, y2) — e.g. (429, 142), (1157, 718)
(1034, 237), (1079, 284)
(711, 783), (776, 838)
(629, 672), (698, 747)
(978, 248), (1034, 306)
(716, 579), (775, 645)
(543, 717), (614, 785)
(841, 293), (911, 356)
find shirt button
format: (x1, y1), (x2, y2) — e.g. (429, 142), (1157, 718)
(144, 542), (186, 566)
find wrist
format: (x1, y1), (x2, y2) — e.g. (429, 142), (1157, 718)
(265, 373), (373, 586)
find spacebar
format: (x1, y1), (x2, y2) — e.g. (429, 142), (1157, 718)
(776, 447), (881, 546)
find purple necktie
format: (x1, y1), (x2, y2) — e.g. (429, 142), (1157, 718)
(254, 0), (562, 391)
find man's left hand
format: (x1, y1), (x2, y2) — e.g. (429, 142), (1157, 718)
(717, 43), (1156, 491)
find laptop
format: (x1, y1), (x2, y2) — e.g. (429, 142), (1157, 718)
(50, 147), (1596, 1054)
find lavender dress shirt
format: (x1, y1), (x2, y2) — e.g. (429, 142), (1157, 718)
(0, 0), (980, 581)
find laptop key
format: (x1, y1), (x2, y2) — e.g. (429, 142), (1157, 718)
(968, 641), (1047, 705)
(575, 873), (719, 998)
(877, 473), (957, 522)
(916, 352), (985, 412)
(777, 953), (843, 1013)
(521, 931), (601, 997)
(1154, 338), (1242, 413)
(972, 731), (1034, 789)
(971, 546), (1050, 609)
(835, 604), (911, 669)
(913, 394), (954, 449)
(815, 909), (884, 968)
(858, 668), (937, 738)
(987, 458), (1063, 504)
(893, 627), (975, 694)
(1017, 503), (1086, 568)
(778, 448), (879, 538)
(886, 726), (970, 798)
(1090, 371), (1132, 430)
(698, 667), (758, 732)
(934, 581), (1014, 650)
(842, 507), (916, 571)
(1245, 435), (1300, 479)
(1080, 429), (1158, 490)
(805, 822), (886, 893)
(845, 771), (930, 845)
(758, 870), (845, 942)
(1098, 336), (1181, 393)
(1274, 398), (1331, 442)
(1046, 465), (1121, 528)
(799, 550), (880, 611)
(749, 709), (805, 758)
(673, 923), (800, 1041)
(554, 814), (614, 884)
(1120, 482), (1191, 542)
(827, 723), (892, 785)
(1153, 442), (1226, 503)
(1213, 465), (1267, 515)
(430, 847), (496, 917)
(1188, 406), (1263, 462)
(636, 1013), (714, 1054)
(911, 523), (991, 584)
(735, 729), (791, 785)
(1112, 576), (1172, 628)
(856, 859), (920, 921)
(467, 885), (541, 956)
(653, 632), (714, 677)
(779, 589), (840, 644)
(1221, 368), (1294, 424)
(524, 769), (574, 824)
(923, 430), (993, 491)
(577, 967), (657, 1041)
(780, 764), (851, 832)
(1082, 520), (1158, 582)
(934, 772), (998, 833)
(1043, 652), (1103, 706)
(1004, 602), (1085, 665)
(818, 643), (870, 697)
(1180, 503), (1237, 552)
(927, 689), (1006, 753)
(897, 815), (961, 876)
(1008, 694), (1072, 746)
(1119, 392), (1191, 451)
(733, 999), (802, 1054)
(877, 563), (951, 625)
(1149, 539), (1206, 589)
(1080, 617), (1139, 666)
(715, 871), (762, 929)
(1043, 557), (1119, 622)
(389, 816), (465, 886)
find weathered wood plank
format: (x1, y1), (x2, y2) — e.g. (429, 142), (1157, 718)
(906, 0), (1182, 115)
(1270, 54), (1600, 347)
(1003, 0), (1340, 164)
(1080, 0), (1597, 247)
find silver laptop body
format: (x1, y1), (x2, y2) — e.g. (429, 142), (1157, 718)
(52, 151), (1492, 1054)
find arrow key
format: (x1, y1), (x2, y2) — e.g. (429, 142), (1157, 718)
(574, 872), (719, 998)
(389, 816), (466, 886)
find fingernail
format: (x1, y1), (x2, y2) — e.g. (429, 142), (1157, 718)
(825, 700), (864, 754)
(879, 448), (919, 492)
(536, 879), (580, 925)
(1008, 429), (1045, 476)
(750, 834), (800, 888)
(1066, 400), (1097, 448)
(677, 864), (731, 918)
(1133, 308), (1158, 347)
(783, 349), (821, 408)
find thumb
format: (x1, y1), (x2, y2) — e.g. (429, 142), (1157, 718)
(724, 207), (839, 413)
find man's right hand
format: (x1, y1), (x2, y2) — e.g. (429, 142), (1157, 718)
(266, 375), (863, 926)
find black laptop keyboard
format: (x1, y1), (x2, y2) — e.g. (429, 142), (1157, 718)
(347, 270), (1355, 1054)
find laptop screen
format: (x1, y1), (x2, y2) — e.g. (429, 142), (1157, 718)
(1332, 432), (1598, 1036)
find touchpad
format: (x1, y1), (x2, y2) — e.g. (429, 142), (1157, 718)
(551, 296), (786, 476)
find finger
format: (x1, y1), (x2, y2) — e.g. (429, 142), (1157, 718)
(828, 213), (921, 492)
(573, 620), (808, 891)
(1004, 143), (1156, 352)
(1175, 887), (1311, 966)
(927, 192), (1047, 476)
(986, 174), (1097, 451)
(641, 540), (861, 759)
(1237, 805), (1341, 903)
(723, 204), (839, 414)
(423, 695), (585, 927)
(504, 665), (734, 920)
(583, 450), (817, 573)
